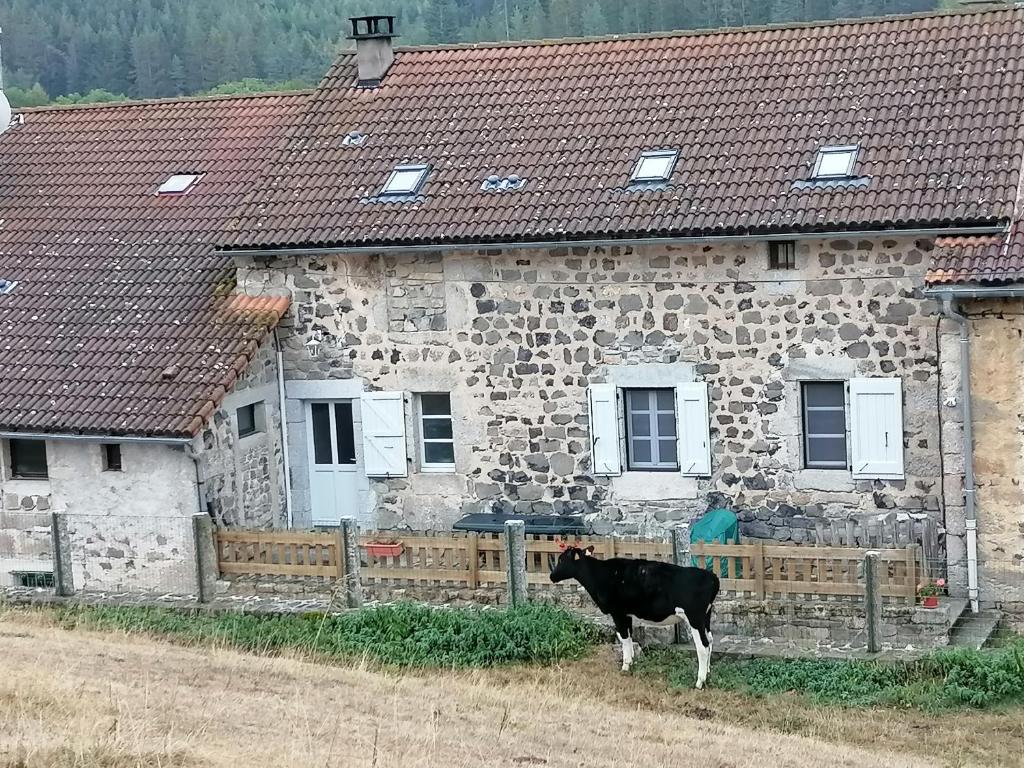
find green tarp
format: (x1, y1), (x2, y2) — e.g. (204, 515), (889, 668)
(690, 507), (741, 578)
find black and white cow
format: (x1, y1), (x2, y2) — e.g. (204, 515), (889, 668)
(550, 544), (720, 688)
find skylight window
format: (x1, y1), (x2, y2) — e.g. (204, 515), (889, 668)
(381, 164), (430, 196)
(631, 150), (679, 183)
(0, 279), (16, 295)
(812, 145), (859, 179)
(157, 173), (202, 195)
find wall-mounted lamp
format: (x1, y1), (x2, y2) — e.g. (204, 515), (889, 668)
(305, 331), (323, 359)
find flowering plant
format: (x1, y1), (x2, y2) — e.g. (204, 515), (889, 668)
(918, 577), (946, 598)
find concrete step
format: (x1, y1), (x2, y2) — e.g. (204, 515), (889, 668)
(948, 609), (1002, 650)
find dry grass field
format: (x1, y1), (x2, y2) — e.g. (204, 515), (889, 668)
(0, 610), (1020, 768)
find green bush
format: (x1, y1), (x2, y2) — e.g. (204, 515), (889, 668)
(637, 639), (1024, 712)
(53, 602), (599, 668)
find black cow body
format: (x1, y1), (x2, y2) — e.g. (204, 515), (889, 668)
(550, 547), (720, 688)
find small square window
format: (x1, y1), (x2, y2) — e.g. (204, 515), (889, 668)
(769, 241), (796, 270)
(418, 393), (455, 471)
(802, 382), (848, 469)
(811, 145), (858, 179)
(631, 150), (678, 183)
(9, 438), (48, 479)
(102, 443), (123, 472)
(237, 402), (264, 438)
(381, 164), (430, 196)
(624, 388), (679, 471)
(157, 173), (202, 195)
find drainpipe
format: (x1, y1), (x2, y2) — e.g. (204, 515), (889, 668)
(940, 296), (979, 613)
(184, 441), (209, 517)
(275, 328), (294, 528)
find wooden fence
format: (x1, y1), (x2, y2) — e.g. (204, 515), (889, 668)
(214, 528), (921, 604)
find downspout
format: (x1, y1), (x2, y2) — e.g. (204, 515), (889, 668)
(275, 328), (294, 528)
(184, 441), (209, 517)
(940, 295), (980, 613)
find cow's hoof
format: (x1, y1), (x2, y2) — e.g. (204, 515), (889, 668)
(695, 681), (705, 690)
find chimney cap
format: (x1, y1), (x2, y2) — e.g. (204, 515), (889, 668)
(348, 15), (398, 40)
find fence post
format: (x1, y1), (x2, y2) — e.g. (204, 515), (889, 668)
(864, 550), (882, 653)
(50, 512), (74, 597)
(504, 519), (527, 607)
(340, 517), (362, 609)
(191, 514), (218, 604)
(467, 533), (480, 589)
(671, 525), (690, 645)
(905, 544), (920, 607)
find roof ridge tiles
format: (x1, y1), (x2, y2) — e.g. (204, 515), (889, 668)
(17, 89), (314, 115)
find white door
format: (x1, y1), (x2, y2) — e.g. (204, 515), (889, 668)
(307, 401), (360, 526)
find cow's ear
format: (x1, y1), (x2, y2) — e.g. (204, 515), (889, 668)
(584, 545), (595, 556)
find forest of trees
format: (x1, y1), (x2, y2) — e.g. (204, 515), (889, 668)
(0, 0), (946, 107)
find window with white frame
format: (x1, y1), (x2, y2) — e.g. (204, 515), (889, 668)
(801, 382), (848, 469)
(624, 389), (679, 471)
(418, 393), (455, 471)
(811, 145), (858, 179)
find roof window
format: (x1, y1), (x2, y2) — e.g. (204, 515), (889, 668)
(342, 130), (368, 147)
(481, 174), (527, 192)
(381, 164), (429, 196)
(812, 145), (858, 180)
(157, 173), (202, 195)
(631, 150), (678, 183)
(0, 279), (16, 295)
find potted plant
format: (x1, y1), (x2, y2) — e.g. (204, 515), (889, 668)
(366, 537), (404, 558)
(918, 577), (946, 608)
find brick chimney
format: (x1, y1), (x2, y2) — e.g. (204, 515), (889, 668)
(349, 15), (397, 88)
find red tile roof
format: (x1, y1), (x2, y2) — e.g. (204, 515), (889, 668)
(928, 223), (1024, 285)
(0, 92), (307, 438)
(225, 7), (1024, 252)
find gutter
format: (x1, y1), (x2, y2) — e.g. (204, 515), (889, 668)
(0, 431), (190, 445)
(274, 328), (294, 528)
(930, 283), (1024, 613)
(225, 224), (1005, 258)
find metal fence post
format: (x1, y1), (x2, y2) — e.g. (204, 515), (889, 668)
(191, 514), (218, 604)
(340, 517), (362, 609)
(504, 519), (527, 607)
(50, 512), (74, 597)
(671, 525), (691, 645)
(864, 550), (882, 653)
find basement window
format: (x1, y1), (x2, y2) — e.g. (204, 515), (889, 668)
(157, 173), (202, 195)
(630, 150), (678, 183)
(811, 145), (858, 180)
(769, 241), (797, 270)
(13, 571), (54, 589)
(381, 164), (430, 196)
(102, 443), (123, 472)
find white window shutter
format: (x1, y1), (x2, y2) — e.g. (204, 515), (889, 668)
(849, 378), (904, 480)
(588, 384), (621, 476)
(360, 391), (408, 477)
(676, 382), (712, 476)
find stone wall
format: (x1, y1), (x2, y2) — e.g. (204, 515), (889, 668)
(968, 299), (1024, 605)
(199, 340), (287, 528)
(238, 237), (964, 570)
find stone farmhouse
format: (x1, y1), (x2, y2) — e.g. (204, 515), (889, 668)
(1, 6), (1023, 610)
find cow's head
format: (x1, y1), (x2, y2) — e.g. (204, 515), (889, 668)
(549, 542), (595, 583)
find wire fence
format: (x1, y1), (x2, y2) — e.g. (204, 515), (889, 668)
(0, 510), (54, 589)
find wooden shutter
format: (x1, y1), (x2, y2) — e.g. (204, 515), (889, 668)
(360, 391), (408, 477)
(676, 382), (712, 477)
(588, 384), (621, 476)
(849, 378), (904, 480)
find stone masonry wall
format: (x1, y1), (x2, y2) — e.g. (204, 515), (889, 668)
(968, 299), (1024, 605)
(199, 341), (287, 529)
(237, 238), (963, 568)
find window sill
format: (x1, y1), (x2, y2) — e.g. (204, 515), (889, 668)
(792, 469), (854, 492)
(419, 466), (457, 475)
(609, 471), (697, 501)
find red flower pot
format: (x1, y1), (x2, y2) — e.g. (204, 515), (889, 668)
(366, 543), (404, 558)
(922, 595), (939, 608)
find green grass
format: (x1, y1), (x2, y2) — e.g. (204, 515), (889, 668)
(49, 602), (599, 668)
(636, 640), (1024, 712)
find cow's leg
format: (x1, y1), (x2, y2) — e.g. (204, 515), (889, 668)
(684, 608), (711, 690)
(613, 615), (634, 673)
(705, 603), (714, 656)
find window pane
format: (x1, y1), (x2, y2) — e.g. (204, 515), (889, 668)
(423, 418), (453, 440)
(420, 394), (451, 416)
(237, 404), (256, 437)
(806, 436), (847, 466)
(425, 442), (455, 465)
(815, 148), (855, 177)
(655, 390), (674, 411)
(628, 390), (650, 411)
(335, 403), (356, 465)
(656, 412), (677, 438)
(659, 439), (678, 465)
(103, 444), (122, 472)
(803, 382), (844, 408)
(631, 439), (652, 465)
(10, 439), (47, 478)
(806, 408), (846, 436)
(311, 403), (333, 465)
(630, 413), (650, 437)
